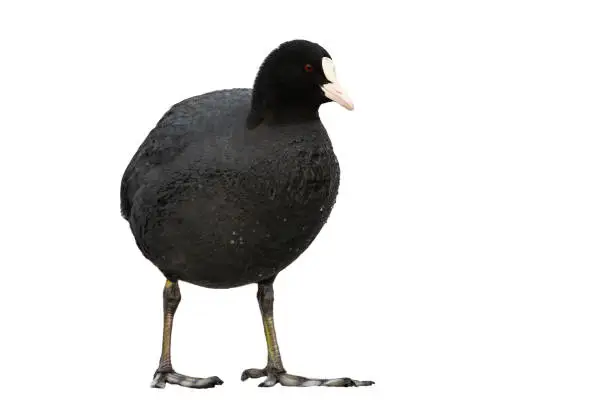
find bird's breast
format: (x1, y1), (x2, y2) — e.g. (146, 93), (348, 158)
(275, 146), (339, 206)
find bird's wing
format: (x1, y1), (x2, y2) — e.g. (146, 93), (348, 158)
(120, 99), (200, 220)
(120, 89), (253, 220)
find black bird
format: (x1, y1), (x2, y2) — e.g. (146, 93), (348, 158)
(120, 39), (373, 388)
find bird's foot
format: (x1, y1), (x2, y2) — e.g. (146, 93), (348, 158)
(240, 367), (374, 387)
(151, 369), (223, 389)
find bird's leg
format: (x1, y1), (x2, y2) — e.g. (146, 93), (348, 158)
(151, 279), (223, 389)
(241, 278), (374, 387)
(254, 278), (285, 374)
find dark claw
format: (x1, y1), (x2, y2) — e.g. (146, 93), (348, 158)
(241, 368), (266, 381)
(241, 368), (374, 388)
(151, 370), (223, 389)
(258, 375), (279, 387)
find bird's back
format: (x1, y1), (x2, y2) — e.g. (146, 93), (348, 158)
(120, 88), (339, 288)
(120, 88), (253, 221)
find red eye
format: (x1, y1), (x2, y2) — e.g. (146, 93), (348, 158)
(304, 64), (313, 73)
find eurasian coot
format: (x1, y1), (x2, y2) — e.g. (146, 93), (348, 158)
(120, 39), (373, 388)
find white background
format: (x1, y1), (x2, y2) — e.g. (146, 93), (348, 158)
(2, 1), (611, 407)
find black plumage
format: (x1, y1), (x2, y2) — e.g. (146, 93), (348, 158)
(120, 39), (372, 388)
(121, 41), (339, 289)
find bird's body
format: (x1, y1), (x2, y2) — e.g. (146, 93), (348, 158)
(121, 88), (339, 288)
(120, 39), (372, 389)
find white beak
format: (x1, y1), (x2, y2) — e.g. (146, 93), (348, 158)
(320, 57), (354, 111)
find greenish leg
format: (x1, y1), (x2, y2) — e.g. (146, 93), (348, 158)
(241, 279), (375, 388)
(151, 280), (223, 389)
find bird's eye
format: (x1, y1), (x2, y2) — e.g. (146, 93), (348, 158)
(304, 64), (314, 73)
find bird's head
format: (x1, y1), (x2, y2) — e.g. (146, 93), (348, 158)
(248, 39), (353, 128)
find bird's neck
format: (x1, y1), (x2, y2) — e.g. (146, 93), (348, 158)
(248, 90), (320, 128)
(265, 105), (320, 124)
